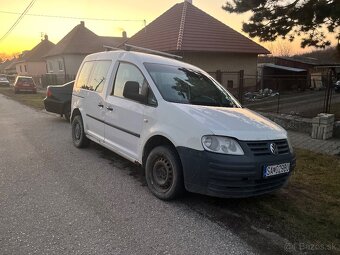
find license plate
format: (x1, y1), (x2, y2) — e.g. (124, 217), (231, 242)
(264, 163), (290, 178)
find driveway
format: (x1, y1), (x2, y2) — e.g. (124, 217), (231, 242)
(0, 94), (261, 254)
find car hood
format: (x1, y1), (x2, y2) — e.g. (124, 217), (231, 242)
(174, 104), (287, 141)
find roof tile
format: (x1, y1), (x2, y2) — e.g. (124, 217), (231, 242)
(127, 2), (270, 54)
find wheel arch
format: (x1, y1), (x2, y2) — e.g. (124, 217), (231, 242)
(142, 135), (181, 168)
(71, 108), (82, 122)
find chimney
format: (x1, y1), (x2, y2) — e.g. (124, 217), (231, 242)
(44, 34), (48, 41)
(184, 0), (192, 4)
(122, 31), (127, 38)
(80, 21), (85, 27)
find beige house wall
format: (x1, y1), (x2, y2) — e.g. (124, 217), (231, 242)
(63, 54), (86, 77)
(46, 54), (86, 82)
(15, 63), (29, 76)
(27, 62), (47, 76)
(181, 52), (258, 90)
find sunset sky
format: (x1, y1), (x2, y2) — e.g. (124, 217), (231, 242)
(0, 0), (337, 58)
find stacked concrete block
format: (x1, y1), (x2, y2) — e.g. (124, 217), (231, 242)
(311, 113), (335, 140)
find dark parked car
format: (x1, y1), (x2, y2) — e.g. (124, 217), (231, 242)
(14, 76), (37, 93)
(0, 75), (10, 86)
(44, 81), (74, 121)
(335, 80), (340, 93)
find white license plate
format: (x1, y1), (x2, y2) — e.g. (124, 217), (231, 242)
(264, 163), (290, 178)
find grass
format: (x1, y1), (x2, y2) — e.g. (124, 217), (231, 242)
(0, 86), (45, 110)
(239, 148), (340, 251)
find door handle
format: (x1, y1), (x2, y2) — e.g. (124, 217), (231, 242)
(98, 103), (104, 108)
(106, 106), (114, 111)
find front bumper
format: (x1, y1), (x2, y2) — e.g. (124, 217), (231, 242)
(177, 146), (296, 198)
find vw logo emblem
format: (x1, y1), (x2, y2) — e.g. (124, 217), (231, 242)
(269, 143), (278, 155)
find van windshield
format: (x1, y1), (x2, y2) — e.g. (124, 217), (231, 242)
(144, 63), (240, 107)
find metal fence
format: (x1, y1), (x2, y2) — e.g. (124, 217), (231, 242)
(208, 70), (339, 120)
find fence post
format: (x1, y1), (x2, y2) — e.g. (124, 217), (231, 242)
(323, 70), (334, 113)
(238, 70), (244, 104)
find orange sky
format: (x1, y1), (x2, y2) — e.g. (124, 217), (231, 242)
(0, 0), (337, 58)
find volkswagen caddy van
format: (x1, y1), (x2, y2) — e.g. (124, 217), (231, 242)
(71, 50), (296, 200)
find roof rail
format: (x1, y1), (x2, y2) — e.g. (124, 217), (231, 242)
(103, 45), (124, 51)
(124, 44), (182, 59)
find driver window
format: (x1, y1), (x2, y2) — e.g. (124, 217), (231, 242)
(112, 62), (148, 98)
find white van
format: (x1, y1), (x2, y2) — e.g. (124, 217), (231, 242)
(71, 50), (296, 200)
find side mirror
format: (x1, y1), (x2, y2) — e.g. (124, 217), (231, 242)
(123, 81), (146, 103)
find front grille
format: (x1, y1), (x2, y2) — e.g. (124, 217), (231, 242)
(247, 139), (289, 156)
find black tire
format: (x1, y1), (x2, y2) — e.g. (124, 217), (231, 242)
(145, 145), (184, 200)
(71, 115), (89, 148)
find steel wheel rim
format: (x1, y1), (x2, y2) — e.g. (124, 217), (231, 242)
(151, 156), (173, 193)
(74, 122), (81, 140)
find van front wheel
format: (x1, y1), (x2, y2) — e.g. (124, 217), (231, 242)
(145, 146), (184, 200)
(72, 115), (89, 148)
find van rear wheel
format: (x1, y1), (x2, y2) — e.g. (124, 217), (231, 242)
(145, 146), (184, 200)
(72, 115), (89, 148)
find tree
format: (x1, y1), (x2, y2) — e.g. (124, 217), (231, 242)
(266, 40), (294, 56)
(223, 0), (340, 50)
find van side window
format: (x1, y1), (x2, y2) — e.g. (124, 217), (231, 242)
(112, 62), (149, 98)
(75, 62), (94, 89)
(87, 61), (111, 92)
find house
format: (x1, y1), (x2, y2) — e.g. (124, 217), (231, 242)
(0, 59), (17, 84)
(258, 63), (308, 91)
(3, 58), (18, 75)
(125, 0), (269, 93)
(0, 59), (13, 74)
(275, 48), (340, 89)
(44, 21), (127, 84)
(15, 35), (55, 85)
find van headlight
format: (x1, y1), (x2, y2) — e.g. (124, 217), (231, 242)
(201, 136), (244, 155)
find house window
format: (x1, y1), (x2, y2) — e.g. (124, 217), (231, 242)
(19, 65), (22, 73)
(24, 65), (27, 72)
(58, 60), (63, 71)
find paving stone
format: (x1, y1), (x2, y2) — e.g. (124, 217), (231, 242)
(288, 131), (340, 156)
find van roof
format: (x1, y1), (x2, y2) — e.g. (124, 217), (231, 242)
(84, 50), (201, 71)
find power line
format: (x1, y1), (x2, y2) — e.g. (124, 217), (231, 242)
(0, 10), (146, 23)
(0, 0), (36, 43)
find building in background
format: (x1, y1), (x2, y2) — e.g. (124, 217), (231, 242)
(125, 0), (269, 95)
(15, 35), (55, 85)
(44, 21), (127, 85)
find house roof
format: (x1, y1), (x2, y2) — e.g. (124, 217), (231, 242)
(126, 1), (270, 54)
(19, 36), (55, 62)
(0, 59), (13, 72)
(277, 47), (340, 66)
(263, 63), (306, 72)
(4, 58), (18, 71)
(45, 21), (127, 58)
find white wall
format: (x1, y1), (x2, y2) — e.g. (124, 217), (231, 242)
(182, 52), (258, 90)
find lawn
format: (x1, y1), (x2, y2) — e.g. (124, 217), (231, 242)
(232, 148), (340, 253)
(0, 86), (45, 110)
